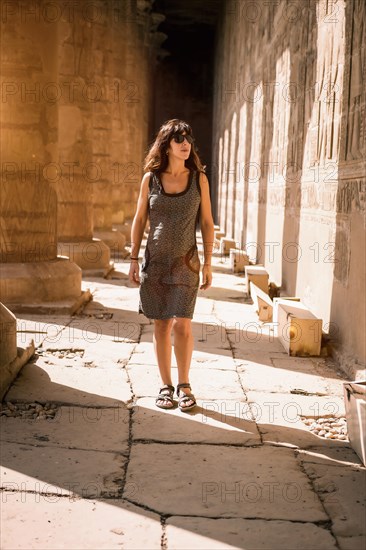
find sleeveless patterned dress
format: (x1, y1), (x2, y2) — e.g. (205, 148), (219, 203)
(138, 169), (201, 320)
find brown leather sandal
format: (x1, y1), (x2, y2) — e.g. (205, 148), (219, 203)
(155, 384), (175, 409)
(177, 383), (196, 412)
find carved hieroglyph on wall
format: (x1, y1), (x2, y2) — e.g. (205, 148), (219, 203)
(268, 49), (291, 177)
(346, 0), (366, 161)
(245, 82), (263, 249)
(236, 102), (247, 245)
(312, 1), (345, 165)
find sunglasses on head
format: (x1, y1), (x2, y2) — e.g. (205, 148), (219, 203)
(172, 133), (194, 144)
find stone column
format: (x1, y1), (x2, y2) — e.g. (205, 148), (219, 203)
(110, 0), (138, 239)
(111, 1), (166, 241)
(115, 0), (155, 224)
(0, 0), (81, 305)
(90, 0), (126, 257)
(56, 1), (111, 271)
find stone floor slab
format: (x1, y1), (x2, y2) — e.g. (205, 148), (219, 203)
(32, 342), (135, 371)
(194, 296), (215, 315)
(166, 517), (337, 549)
(67, 318), (140, 343)
(297, 447), (364, 467)
(298, 451), (366, 539)
(191, 352), (237, 370)
(131, 345), (237, 370)
(5, 362), (131, 406)
(0, 494), (161, 549)
(127, 364), (244, 400)
(127, 363), (171, 396)
(125, 443), (328, 520)
(246, 391), (347, 448)
(0, 405), (129, 453)
(239, 361), (330, 394)
(132, 398), (260, 445)
(1, 442), (127, 497)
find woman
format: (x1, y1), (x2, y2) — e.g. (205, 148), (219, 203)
(129, 119), (214, 412)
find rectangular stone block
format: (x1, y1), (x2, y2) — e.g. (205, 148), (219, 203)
(277, 301), (323, 357)
(273, 297), (301, 323)
(250, 281), (273, 322)
(245, 265), (269, 295)
(214, 230), (225, 242)
(229, 248), (250, 272)
(219, 238), (236, 255)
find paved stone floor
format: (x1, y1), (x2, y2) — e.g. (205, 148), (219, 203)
(1, 246), (365, 549)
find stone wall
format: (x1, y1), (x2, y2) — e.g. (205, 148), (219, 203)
(212, 0), (366, 373)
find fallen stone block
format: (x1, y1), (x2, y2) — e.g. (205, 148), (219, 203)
(229, 248), (250, 272)
(277, 301), (323, 356)
(250, 282), (273, 322)
(214, 230), (225, 241)
(219, 238), (237, 256)
(245, 265), (269, 295)
(273, 296), (301, 323)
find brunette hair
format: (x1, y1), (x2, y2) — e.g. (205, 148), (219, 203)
(143, 118), (205, 174)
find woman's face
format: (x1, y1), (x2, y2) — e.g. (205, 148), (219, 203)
(166, 131), (192, 161)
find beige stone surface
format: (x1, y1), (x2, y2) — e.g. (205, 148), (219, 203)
(132, 397), (260, 445)
(0, 303), (17, 367)
(247, 391), (347, 448)
(166, 517), (338, 549)
(226, 327), (286, 357)
(0, 405), (129, 453)
(64, 317), (140, 344)
(1, 259), (364, 549)
(0, 342), (35, 402)
(239, 357), (334, 394)
(0, 495), (161, 550)
(57, 240), (111, 271)
(1, 441), (126, 497)
(298, 451), (366, 538)
(0, 259), (82, 305)
(127, 363), (243, 400)
(125, 443), (328, 521)
(5, 362), (131, 406)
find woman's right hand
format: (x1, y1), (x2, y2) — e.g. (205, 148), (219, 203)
(129, 261), (141, 286)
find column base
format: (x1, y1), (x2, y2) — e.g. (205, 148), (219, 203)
(0, 303), (17, 367)
(0, 342), (35, 401)
(112, 209), (125, 225)
(113, 221), (133, 242)
(94, 229), (130, 259)
(0, 257), (82, 305)
(58, 238), (110, 270)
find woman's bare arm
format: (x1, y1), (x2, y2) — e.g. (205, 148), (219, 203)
(130, 172), (150, 258)
(129, 172), (150, 285)
(199, 171), (215, 265)
(198, 171), (214, 289)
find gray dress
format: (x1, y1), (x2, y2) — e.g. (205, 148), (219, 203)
(138, 169), (201, 320)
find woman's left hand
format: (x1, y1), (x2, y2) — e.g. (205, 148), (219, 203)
(200, 265), (212, 290)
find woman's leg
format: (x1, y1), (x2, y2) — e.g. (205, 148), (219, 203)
(172, 318), (195, 408)
(153, 318), (174, 406)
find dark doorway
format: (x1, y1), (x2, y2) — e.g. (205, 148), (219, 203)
(152, 0), (222, 176)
